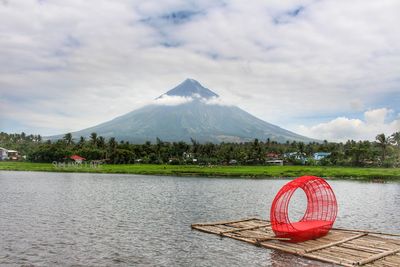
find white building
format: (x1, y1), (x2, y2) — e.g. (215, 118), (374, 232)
(0, 147), (8, 160)
(266, 159), (284, 166)
(313, 152), (331, 161)
(0, 147), (19, 160)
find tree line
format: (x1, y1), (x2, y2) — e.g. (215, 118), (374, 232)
(1, 131), (399, 167)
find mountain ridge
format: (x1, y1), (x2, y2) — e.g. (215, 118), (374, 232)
(48, 79), (316, 143)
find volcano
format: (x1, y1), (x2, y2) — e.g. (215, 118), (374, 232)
(50, 79), (314, 143)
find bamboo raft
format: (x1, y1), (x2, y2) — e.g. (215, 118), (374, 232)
(191, 218), (400, 266)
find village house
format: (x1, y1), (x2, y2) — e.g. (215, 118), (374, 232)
(7, 150), (19, 160)
(266, 159), (284, 166)
(69, 155), (86, 164)
(182, 152), (193, 159)
(284, 152), (307, 160)
(183, 152), (197, 163)
(229, 159), (238, 165)
(0, 147), (20, 160)
(0, 147), (8, 160)
(265, 152), (280, 159)
(283, 152), (307, 164)
(265, 152), (283, 165)
(313, 152), (331, 161)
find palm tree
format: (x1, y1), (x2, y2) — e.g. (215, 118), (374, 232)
(375, 133), (390, 162)
(90, 132), (98, 147)
(297, 142), (305, 154)
(391, 132), (400, 165)
(77, 136), (86, 148)
(108, 137), (117, 152)
(391, 132), (400, 148)
(97, 136), (106, 149)
(63, 133), (73, 146)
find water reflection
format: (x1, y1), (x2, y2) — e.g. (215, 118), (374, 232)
(269, 250), (326, 267)
(0, 171), (399, 266)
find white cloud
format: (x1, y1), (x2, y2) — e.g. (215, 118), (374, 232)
(153, 94), (234, 106)
(200, 96), (232, 106)
(0, 0), (400, 137)
(364, 108), (391, 125)
(153, 95), (193, 106)
(297, 108), (400, 142)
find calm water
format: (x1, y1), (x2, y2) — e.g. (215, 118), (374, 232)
(0, 171), (399, 266)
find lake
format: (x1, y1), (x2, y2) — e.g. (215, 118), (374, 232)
(0, 171), (399, 266)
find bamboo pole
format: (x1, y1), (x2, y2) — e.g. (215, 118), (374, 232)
(258, 242), (355, 267)
(323, 246), (372, 260)
(304, 254), (354, 267)
(257, 241), (305, 255)
(191, 217), (259, 227)
(382, 259), (400, 266)
(338, 243), (385, 254)
(305, 233), (368, 253)
(256, 236), (291, 242)
(355, 248), (400, 265)
(192, 218), (400, 267)
(332, 227), (400, 237)
(353, 236), (400, 250)
(313, 249), (362, 263)
(219, 224), (271, 235)
(370, 256), (400, 267)
(375, 260), (400, 267)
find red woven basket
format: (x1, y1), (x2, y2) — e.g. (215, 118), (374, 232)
(270, 176), (338, 242)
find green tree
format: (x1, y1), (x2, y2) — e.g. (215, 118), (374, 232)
(297, 142), (305, 154)
(63, 133), (73, 146)
(108, 137), (117, 151)
(391, 132), (400, 148)
(90, 132), (98, 147)
(375, 133), (390, 162)
(97, 136), (106, 149)
(77, 136), (86, 148)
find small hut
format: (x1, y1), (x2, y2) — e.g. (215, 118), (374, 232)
(70, 155), (86, 164)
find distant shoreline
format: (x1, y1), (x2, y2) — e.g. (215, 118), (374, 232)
(0, 162), (399, 181)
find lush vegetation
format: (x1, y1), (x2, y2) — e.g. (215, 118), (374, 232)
(1, 162), (400, 179)
(1, 131), (400, 168)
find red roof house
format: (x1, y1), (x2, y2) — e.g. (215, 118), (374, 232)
(70, 155), (86, 163)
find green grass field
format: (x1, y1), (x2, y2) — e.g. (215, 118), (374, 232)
(0, 161), (399, 180)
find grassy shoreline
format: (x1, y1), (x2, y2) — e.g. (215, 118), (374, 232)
(0, 162), (400, 180)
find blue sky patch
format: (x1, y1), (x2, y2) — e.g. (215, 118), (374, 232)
(288, 6), (304, 17)
(273, 5), (305, 24)
(140, 9), (203, 28)
(161, 10), (201, 24)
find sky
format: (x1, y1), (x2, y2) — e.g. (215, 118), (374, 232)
(1, 0), (399, 142)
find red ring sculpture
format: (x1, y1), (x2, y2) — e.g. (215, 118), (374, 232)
(270, 176), (338, 242)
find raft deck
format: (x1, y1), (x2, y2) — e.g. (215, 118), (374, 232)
(191, 218), (400, 266)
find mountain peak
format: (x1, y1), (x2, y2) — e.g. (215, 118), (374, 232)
(159, 79), (219, 99)
(50, 79), (315, 143)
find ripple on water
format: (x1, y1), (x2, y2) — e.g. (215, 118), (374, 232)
(0, 171), (399, 266)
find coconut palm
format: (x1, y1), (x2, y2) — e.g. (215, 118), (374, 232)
(90, 132), (98, 147)
(63, 133), (73, 146)
(97, 136), (106, 149)
(375, 133), (390, 161)
(391, 132), (400, 148)
(77, 136), (86, 148)
(108, 137), (117, 152)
